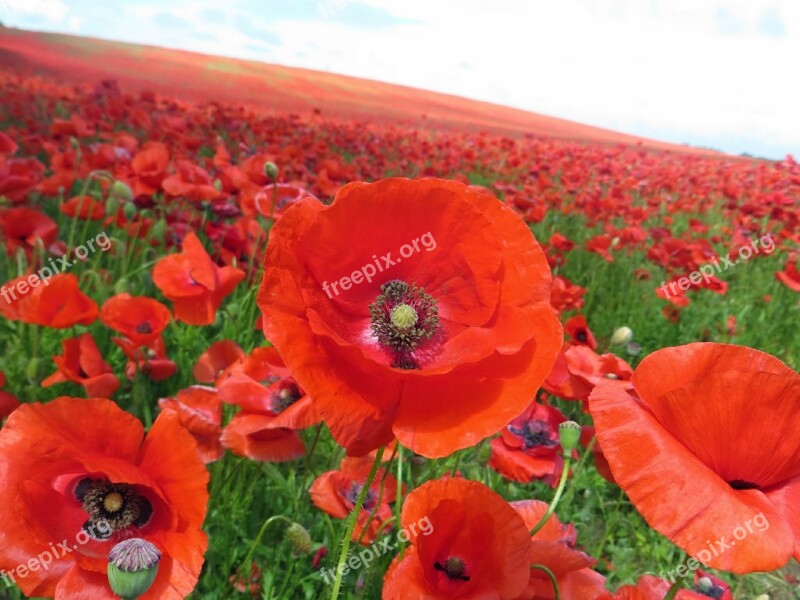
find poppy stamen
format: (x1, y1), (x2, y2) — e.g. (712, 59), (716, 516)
(433, 556), (470, 581)
(508, 419), (556, 449)
(76, 478), (154, 538)
(369, 280), (439, 370)
(271, 382), (303, 412)
(135, 322), (153, 334)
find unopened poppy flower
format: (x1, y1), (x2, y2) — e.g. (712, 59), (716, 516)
(489, 400), (571, 487)
(159, 386), (224, 463)
(152, 231), (245, 325)
(42, 333), (119, 398)
(0, 370), (19, 420)
(193, 340), (245, 384)
(512, 499), (607, 600)
(218, 361), (320, 462)
(589, 342), (800, 573)
(382, 478), (531, 599)
(0, 397), (209, 598)
(259, 178), (562, 457)
(310, 456), (398, 545)
(564, 314), (597, 349)
(0, 206), (58, 256)
(100, 293), (171, 346)
(113, 335), (177, 381)
(18, 273), (98, 328)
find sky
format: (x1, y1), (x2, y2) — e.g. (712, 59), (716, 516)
(2, 0), (798, 159)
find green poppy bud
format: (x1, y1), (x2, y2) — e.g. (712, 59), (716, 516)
(558, 421), (581, 455)
(264, 161), (279, 181)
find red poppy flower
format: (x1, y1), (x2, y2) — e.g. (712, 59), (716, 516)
(60, 195), (105, 220)
(131, 141), (169, 198)
(218, 360), (320, 462)
(309, 456), (398, 545)
(258, 178), (562, 457)
(113, 335), (177, 381)
(512, 499), (607, 600)
(589, 342), (800, 573)
(100, 293), (171, 346)
(18, 273), (98, 329)
(550, 276), (586, 315)
(193, 340), (246, 384)
(382, 478), (532, 599)
(544, 345), (633, 403)
(0, 157), (45, 203)
(0, 206), (58, 256)
(162, 160), (222, 203)
(564, 315), (597, 349)
(610, 575), (669, 599)
(0, 397), (209, 598)
(42, 333), (119, 398)
(158, 386), (224, 464)
(0, 370), (19, 420)
(776, 255), (800, 292)
(152, 231), (245, 326)
(489, 400), (570, 487)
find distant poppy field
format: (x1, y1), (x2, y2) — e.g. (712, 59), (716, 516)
(0, 43), (799, 600)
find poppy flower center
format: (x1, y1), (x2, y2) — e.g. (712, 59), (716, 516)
(369, 280), (439, 370)
(508, 419), (556, 449)
(433, 556), (470, 581)
(136, 322), (153, 334)
(727, 479), (760, 491)
(575, 330), (588, 342)
(74, 477), (153, 538)
(272, 382), (302, 412)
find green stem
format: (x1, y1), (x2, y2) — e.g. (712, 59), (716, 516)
(530, 454), (572, 537)
(330, 446), (385, 600)
(531, 564), (560, 600)
(240, 514), (293, 573)
(395, 444), (406, 557)
(664, 575), (686, 600)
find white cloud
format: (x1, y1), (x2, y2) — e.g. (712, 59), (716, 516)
(2, 0), (67, 22)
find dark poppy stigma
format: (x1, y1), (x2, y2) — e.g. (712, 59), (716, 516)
(75, 477), (153, 538)
(433, 556), (470, 581)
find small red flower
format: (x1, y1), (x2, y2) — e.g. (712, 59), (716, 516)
(152, 231), (245, 325)
(159, 386), (224, 464)
(42, 333), (119, 398)
(100, 293), (171, 346)
(18, 274), (98, 329)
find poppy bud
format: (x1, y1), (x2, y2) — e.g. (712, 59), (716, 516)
(626, 342), (642, 356)
(285, 522), (313, 555)
(107, 538), (160, 599)
(264, 161), (279, 181)
(558, 421), (581, 454)
(610, 326), (633, 346)
(69, 137), (80, 150)
(122, 202), (137, 222)
(213, 178), (223, 192)
(105, 195), (120, 216)
(110, 180), (134, 203)
(150, 220), (167, 245)
(114, 277), (129, 295)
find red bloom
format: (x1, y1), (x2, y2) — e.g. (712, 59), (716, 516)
(193, 340), (246, 384)
(218, 356), (320, 462)
(776, 255), (800, 292)
(489, 400), (570, 487)
(60, 195), (105, 220)
(512, 499), (607, 600)
(152, 231), (245, 325)
(113, 335), (177, 381)
(42, 333), (119, 398)
(309, 456), (398, 545)
(590, 343), (800, 573)
(0, 206), (58, 256)
(158, 386), (224, 464)
(0, 370), (19, 420)
(100, 293), (171, 346)
(382, 478), (532, 599)
(0, 397), (209, 598)
(564, 314), (597, 349)
(18, 273), (98, 328)
(258, 178), (562, 457)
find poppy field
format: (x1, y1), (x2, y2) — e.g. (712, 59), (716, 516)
(1, 34), (800, 600)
